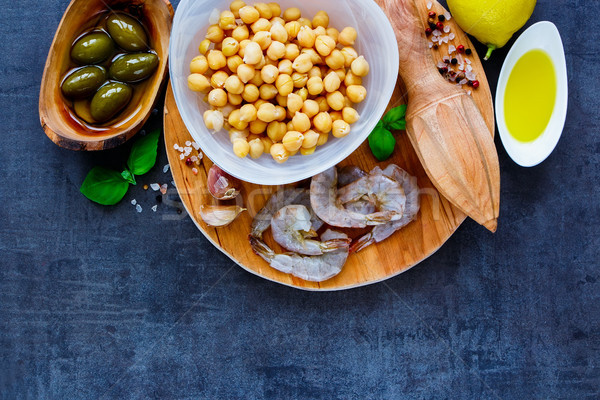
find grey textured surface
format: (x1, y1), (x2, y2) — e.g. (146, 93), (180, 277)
(1, 0), (599, 399)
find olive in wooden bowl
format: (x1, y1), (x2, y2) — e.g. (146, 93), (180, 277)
(39, 0), (173, 151)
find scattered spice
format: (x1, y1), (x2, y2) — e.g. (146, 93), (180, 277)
(143, 184), (149, 190)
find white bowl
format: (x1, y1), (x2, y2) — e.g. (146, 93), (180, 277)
(170, 0), (399, 185)
(495, 21), (568, 167)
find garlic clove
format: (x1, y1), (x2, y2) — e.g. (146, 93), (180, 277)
(207, 165), (241, 200)
(199, 205), (246, 227)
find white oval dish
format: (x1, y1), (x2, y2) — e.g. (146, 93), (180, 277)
(495, 21), (568, 167)
(169, 0), (399, 185)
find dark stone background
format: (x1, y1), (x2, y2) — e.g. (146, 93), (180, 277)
(1, 0), (598, 398)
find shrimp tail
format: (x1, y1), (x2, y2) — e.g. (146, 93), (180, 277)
(366, 210), (401, 225)
(321, 238), (352, 253)
(249, 235), (274, 261)
(350, 233), (374, 253)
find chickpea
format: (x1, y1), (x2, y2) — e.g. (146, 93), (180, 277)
(317, 131), (329, 146)
(315, 96), (330, 112)
(312, 11), (329, 28)
(254, 55), (267, 69)
(274, 106), (287, 121)
(278, 59), (293, 75)
(219, 104), (235, 118)
(210, 71), (229, 89)
(249, 72), (264, 86)
(267, 121), (286, 141)
(266, 41), (286, 60)
(251, 18), (272, 33)
(326, 91), (345, 110)
(342, 107), (360, 124)
(283, 7), (301, 22)
(248, 138), (265, 159)
(275, 94), (287, 107)
(250, 119), (268, 134)
(207, 50), (226, 70)
(313, 112), (332, 133)
(292, 53), (313, 74)
(228, 109), (249, 130)
(297, 18), (312, 28)
(346, 85), (367, 103)
(225, 55), (242, 74)
(300, 146), (316, 156)
(330, 119), (350, 138)
(234, 64), (253, 84)
(323, 71), (341, 93)
(341, 47), (358, 68)
(203, 109), (224, 131)
(253, 30), (272, 50)
(325, 49), (345, 70)
(259, 84), (278, 100)
(297, 26), (316, 48)
(230, 0), (245, 17)
(270, 143), (289, 163)
(344, 71), (362, 87)
(242, 42), (263, 65)
(207, 88), (227, 107)
(228, 92), (243, 106)
(284, 43), (300, 61)
(302, 99), (319, 118)
(326, 27), (339, 42)
(270, 22), (288, 43)
(190, 56), (208, 74)
(260, 64), (279, 84)
(282, 131), (304, 152)
(198, 39), (212, 55)
(254, 2), (273, 19)
(239, 104), (258, 123)
(339, 27), (358, 46)
(238, 39), (251, 58)
(219, 10), (236, 30)
(188, 74), (210, 92)
(308, 66), (322, 78)
(286, 120), (295, 131)
(306, 76), (324, 96)
(301, 48), (323, 65)
(286, 93), (303, 114)
(254, 99), (268, 109)
(285, 21), (301, 39)
(296, 87), (308, 101)
(313, 26), (326, 37)
(331, 68), (346, 82)
(239, 5), (260, 24)
(292, 112), (311, 132)
(229, 129), (249, 143)
(302, 130), (320, 148)
(260, 136), (274, 153)
(351, 56), (370, 77)
(257, 103), (278, 122)
(315, 35), (336, 56)
(232, 138), (250, 158)
(221, 38), (240, 57)
(206, 25), (225, 43)
(291, 72), (308, 88)
(330, 111), (343, 121)
(232, 25), (250, 42)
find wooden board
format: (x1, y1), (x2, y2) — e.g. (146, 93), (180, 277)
(163, 0), (495, 290)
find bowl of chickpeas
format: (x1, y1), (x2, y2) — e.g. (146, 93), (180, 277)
(170, 0), (399, 185)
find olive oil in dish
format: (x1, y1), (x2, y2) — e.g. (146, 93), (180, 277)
(504, 49), (557, 142)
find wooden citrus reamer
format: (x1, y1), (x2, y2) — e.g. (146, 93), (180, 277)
(377, 0), (500, 232)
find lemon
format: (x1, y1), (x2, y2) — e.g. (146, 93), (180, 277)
(447, 0), (536, 60)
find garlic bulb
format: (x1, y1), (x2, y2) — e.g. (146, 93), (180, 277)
(207, 165), (241, 200)
(199, 205), (245, 227)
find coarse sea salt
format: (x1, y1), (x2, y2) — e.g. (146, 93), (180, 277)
(427, 1), (432, 10)
(136, 204), (142, 213)
(163, 164), (170, 173)
(429, 42), (434, 49)
(150, 183), (160, 191)
(443, 25), (450, 33)
(449, 33), (455, 40)
(151, 205), (157, 212)
(185, 141), (191, 146)
(179, 153), (185, 160)
(160, 184), (168, 195)
(191, 142), (200, 151)
(131, 199), (137, 205)
(448, 45), (456, 54)
(444, 11), (451, 20)
(459, 78), (468, 85)
(466, 71), (477, 80)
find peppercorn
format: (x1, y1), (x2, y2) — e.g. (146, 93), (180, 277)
(428, 17), (435, 25)
(429, 22), (437, 31)
(428, 11), (436, 18)
(438, 67), (448, 74)
(444, 58), (450, 64)
(438, 15), (446, 22)
(436, 22), (444, 30)
(432, 43), (439, 49)
(472, 80), (480, 89)
(467, 80), (473, 87)
(465, 48), (472, 55)
(185, 158), (193, 166)
(457, 45), (465, 53)
(425, 28), (433, 36)
(451, 58), (458, 65)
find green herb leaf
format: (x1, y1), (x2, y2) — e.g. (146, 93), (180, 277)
(121, 169), (137, 185)
(80, 167), (129, 206)
(368, 126), (396, 161)
(127, 130), (160, 176)
(388, 119), (406, 131)
(382, 105), (407, 129)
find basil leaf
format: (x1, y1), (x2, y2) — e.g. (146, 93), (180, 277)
(121, 169), (136, 185)
(368, 127), (396, 161)
(80, 167), (129, 206)
(382, 104), (407, 128)
(388, 119), (406, 131)
(127, 130), (160, 176)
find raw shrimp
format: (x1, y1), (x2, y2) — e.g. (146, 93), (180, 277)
(310, 167), (403, 228)
(251, 187), (323, 238)
(337, 166), (376, 215)
(351, 164), (420, 252)
(250, 229), (350, 282)
(271, 205), (351, 255)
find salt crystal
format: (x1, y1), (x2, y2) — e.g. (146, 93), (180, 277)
(428, 42), (433, 49)
(131, 199), (137, 205)
(443, 26), (450, 33)
(443, 56), (450, 62)
(179, 153), (185, 160)
(191, 156), (198, 163)
(466, 64), (473, 72)
(151, 205), (158, 212)
(444, 11), (451, 20)
(178, 147), (184, 153)
(197, 152), (204, 161)
(160, 184), (168, 195)
(442, 36), (449, 44)
(437, 61), (446, 69)
(449, 33), (455, 40)
(465, 71), (476, 81)
(185, 140), (191, 146)
(458, 64), (465, 71)
(191, 142), (200, 151)
(427, 1), (432, 10)
(459, 78), (468, 85)
(465, 58), (472, 65)
(433, 29), (441, 37)
(431, 36), (438, 43)
(467, 90), (472, 96)
(192, 167), (199, 175)
(173, 144), (179, 150)
(448, 45), (456, 54)
(150, 183), (160, 191)
(136, 204), (142, 213)
(171, 180), (176, 187)
(163, 164), (170, 173)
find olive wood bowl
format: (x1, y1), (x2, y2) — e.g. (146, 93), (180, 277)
(39, 0), (173, 151)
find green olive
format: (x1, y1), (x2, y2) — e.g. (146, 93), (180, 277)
(109, 53), (159, 83)
(90, 82), (133, 123)
(70, 31), (114, 65)
(106, 13), (148, 51)
(61, 66), (108, 99)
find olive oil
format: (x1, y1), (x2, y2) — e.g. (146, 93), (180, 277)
(504, 49), (556, 142)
